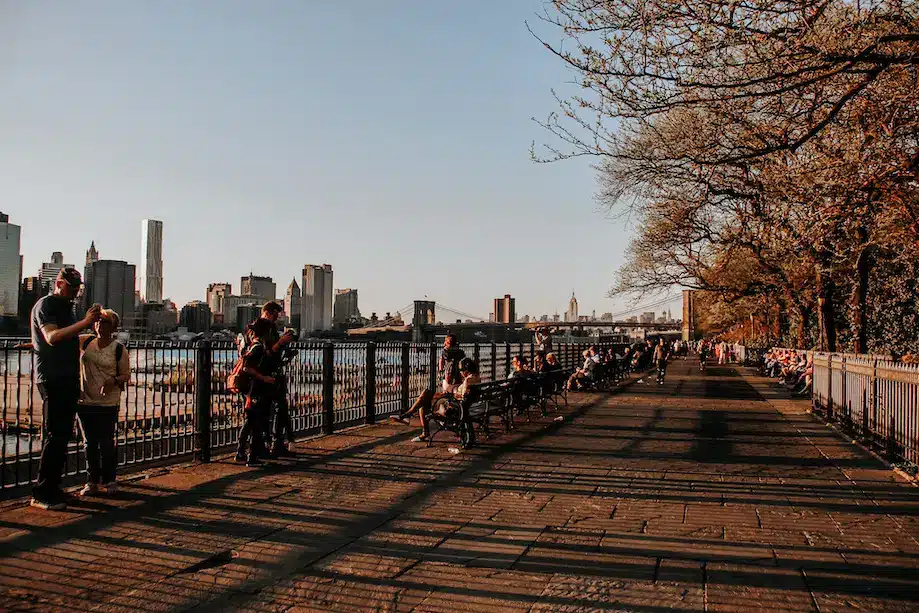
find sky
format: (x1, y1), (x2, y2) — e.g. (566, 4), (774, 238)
(0, 1), (681, 321)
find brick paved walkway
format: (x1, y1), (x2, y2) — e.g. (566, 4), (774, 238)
(1, 362), (918, 612)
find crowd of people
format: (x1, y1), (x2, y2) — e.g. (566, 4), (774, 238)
(761, 349), (813, 397)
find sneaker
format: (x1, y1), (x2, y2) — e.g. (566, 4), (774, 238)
(246, 457), (263, 467)
(30, 494), (66, 511)
(410, 435), (427, 443)
(389, 415), (409, 425)
(102, 482), (119, 495)
(79, 483), (102, 497)
(234, 452), (247, 463)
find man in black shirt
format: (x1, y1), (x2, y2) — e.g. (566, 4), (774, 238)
(30, 267), (101, 510)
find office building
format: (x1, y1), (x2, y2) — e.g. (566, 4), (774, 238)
(301, 264), (333, 335)
(640, 312), (656, 324)
(222, 294), (261, 328)
(565, 292), (579, 323)
(0, 214), (21, 317)
(84, 260), (136, 323)
(39, 252), (72, 294)
(180, 301), (212, 333)
(206, 283), (232, 320)
(333, 288), (360, 324)
(85, 241), (99, 266)
(600, 312), (614, 322)
(493, 294), (515, 324)
(19, 277), (42, 322)
(235, 304), (262, 331)
(240, 274), (276, 304)
(132, 301), (178, 337)
(284, 279), (301, 331)
(140, 219), (163, 303)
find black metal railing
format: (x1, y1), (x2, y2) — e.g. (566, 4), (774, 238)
(1, 339), (614, 491)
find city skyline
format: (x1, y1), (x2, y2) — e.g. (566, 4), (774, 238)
(0, 2), (676, 321)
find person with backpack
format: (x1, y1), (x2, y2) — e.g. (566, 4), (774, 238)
(254, 302), (297, 457)
(233, 318), (276, 466)
(77, 309), (130, 496)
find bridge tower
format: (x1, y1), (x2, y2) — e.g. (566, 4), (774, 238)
(412, 300), (436, 343)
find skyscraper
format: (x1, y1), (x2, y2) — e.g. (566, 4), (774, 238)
(84, 260), (136, 322)
(301, 264), (333, 335)
(140, 219), (163, 303)
(0, 214), (21, 317)
(39, 252), (72, 294)
(179, 301), (212, 333)
(284, 279), (301, 330)
(333, 288), (360, 324)
(493, 294), (516, 324)
(206, 283), (232, 320)
(240, 274), (276, 304)
(565, 292), (579, 323)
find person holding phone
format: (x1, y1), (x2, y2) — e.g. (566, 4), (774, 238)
(29, 267), (102, 510)
(256, 302), (297, 456)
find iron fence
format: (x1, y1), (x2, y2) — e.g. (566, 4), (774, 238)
(809, 351), (919, 466)
(1, 339), (613, 490)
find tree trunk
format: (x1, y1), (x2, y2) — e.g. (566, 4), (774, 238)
(852, 245), (875, 354)
(816, 269), (837, 353)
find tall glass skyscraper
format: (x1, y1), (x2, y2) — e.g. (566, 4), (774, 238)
(140, 219), (163, 303)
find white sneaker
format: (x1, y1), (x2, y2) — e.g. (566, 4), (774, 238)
(79, 483), (102, 497)
(102, 482), (118, 495)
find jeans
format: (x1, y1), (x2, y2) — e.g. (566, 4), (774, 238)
(656, 360), (668, 382)
(238, 395), (269, 459)
(76, 405), (118, 485)
(34, 379), (80, 498)
(271, 376), (294, 448)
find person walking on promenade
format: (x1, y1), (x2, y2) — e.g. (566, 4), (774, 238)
(653, 339), (671, 385)
(77, 309), (130, 496)
(30, 267), (101, 510)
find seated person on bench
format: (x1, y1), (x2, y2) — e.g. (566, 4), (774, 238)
(545, 353), (562, 371)
(391, 358), (480, 443)
(508, 355), (532, 379)
(567, 350), (597, 390)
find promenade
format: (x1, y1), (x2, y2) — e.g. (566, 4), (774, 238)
(1, 361), (918, 612)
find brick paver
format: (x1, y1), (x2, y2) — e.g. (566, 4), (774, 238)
(1, 362), (918, 612)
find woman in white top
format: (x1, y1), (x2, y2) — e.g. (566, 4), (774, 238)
(77, 309), (130, 496)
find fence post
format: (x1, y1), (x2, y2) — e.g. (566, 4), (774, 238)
(505, 343), (511, 378)
(429, 342), (438, 391)
(322, 342), (335, 435)
(490, 342), (497, 381)
(869, 359), (877, 441)
(365, 342), (376, 425)
(401, 342), (410, 413)
(194, 340), (212, 463)
(840, 356), (848, 425)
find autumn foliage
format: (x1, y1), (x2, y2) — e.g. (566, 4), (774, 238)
(533, 0), (919, 354)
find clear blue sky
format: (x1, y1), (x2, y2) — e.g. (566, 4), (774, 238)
(0, 1), (679, 320)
